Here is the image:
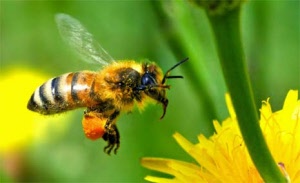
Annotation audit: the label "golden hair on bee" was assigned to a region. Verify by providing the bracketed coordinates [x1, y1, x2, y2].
[27, 13, 188, 155]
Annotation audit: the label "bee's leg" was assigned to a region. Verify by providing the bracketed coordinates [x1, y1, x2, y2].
[104, 110, 120, 133]
[102, 124, 120, 155]
[114, 126, 120, 154]
[102, 110, 120, 155]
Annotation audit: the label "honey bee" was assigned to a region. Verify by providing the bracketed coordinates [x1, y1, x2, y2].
[27, 13, 187, 155]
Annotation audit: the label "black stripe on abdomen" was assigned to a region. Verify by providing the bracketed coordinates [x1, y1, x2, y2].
[27, 93, 38, 111]
[51, 77, 64, 103]
[71, 72, 80, 102]
[39, 83, 50, 110]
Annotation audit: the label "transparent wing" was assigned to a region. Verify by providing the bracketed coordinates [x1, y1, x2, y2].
[55, 13, 115, 66]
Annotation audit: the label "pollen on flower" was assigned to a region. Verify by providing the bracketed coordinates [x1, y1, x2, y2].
[141, 90, 299, 183]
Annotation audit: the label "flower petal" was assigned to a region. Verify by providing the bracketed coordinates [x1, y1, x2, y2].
[141, 157, 203, 182]
[172, 132, 194, 154]
[144, 176, 177, 183]
[283, 90, 298, 114]
[225, 93, 236, 119]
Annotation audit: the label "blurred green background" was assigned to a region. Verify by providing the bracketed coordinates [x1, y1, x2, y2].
[1, 1, 299, 182]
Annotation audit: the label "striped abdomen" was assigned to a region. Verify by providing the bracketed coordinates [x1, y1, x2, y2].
[27, 71, 98, 115]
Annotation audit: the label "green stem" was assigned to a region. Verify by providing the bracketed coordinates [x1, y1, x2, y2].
[207, 8, 286, 182]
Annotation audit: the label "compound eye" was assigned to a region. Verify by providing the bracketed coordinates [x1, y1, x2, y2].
[141, 73, 156, 86]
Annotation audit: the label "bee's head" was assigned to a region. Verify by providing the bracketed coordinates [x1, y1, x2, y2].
[136, 58, 188, 119]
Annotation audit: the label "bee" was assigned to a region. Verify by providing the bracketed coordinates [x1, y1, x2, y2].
[27, 13, 188, 155]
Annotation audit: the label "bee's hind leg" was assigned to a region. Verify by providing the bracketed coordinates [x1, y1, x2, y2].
[102, 110, 120, 155]
[105, 110, 120, 131]
[103, 124, 120, 155]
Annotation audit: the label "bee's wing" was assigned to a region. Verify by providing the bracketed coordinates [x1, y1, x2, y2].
[55, 13, 115, 66]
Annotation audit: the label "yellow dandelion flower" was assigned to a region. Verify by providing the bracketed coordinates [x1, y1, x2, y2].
[0, 68, 72, 153]
[141, 90, 299, 182]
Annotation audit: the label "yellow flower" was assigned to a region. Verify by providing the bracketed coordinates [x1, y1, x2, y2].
[0, 68, 72, 153]
[141, 90, 299, 182]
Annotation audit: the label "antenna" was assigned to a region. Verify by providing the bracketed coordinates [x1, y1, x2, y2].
[162, 58, 188, 84]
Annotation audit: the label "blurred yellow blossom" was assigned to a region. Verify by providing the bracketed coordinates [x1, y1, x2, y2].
[141, 90, 299, 182]
[0, 68, 72, 153]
